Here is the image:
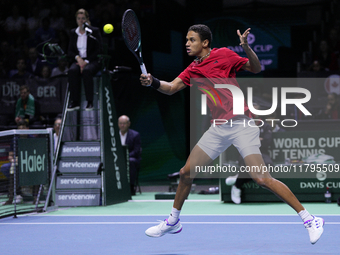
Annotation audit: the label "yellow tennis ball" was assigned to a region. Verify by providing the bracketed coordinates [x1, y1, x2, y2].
[103, 24, 114, 34]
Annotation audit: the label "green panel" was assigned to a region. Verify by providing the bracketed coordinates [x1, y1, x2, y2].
[18, 138, 48, 186]
[101, 72, 131, 204]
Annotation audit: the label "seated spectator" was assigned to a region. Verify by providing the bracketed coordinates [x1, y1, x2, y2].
[10, 58, 33, 79]
[308, 60, 323, 72]
[118, 115, 141, 195]
[0, 41, 17, 73]
[35, 17, 56, 45]
[49, 6, 65, 32]
[1, 120, 34, 205]
[317, 93, 340, 119]
[26, 47, 44, 77]
[4, 5, 26, 44]
[40, 65, 51, 79]
[0, 60, 8, 78]
[328, 28, 340, 55]
[27, 7, 41, 39]
[316, 40, 338, 71]
[14, 85, 39, 125]
[51, 57, 69, 77]
[53, 117, 62, 152]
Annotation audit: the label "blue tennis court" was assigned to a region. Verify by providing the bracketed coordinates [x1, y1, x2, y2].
[0, 213, 338, 255]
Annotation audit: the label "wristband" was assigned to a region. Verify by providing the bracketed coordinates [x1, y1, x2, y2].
[150, 76, 160, 89]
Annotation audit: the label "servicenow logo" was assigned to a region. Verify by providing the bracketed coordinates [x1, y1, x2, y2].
[61, 162, 100, 168]
[62, 146, 100, 153]
[58, 194, 97, 200]
[60, 178, 99, 185]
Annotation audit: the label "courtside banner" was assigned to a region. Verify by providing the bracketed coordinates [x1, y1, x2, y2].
[60, 142, 101, 157]
[190, 77, 340, 179]
[58, 158, 101, 173]
[100, 72, 131, 204]
[56, 175, 101, 189]
[0, 77, 67, 115]
[18, 138, 48, 186]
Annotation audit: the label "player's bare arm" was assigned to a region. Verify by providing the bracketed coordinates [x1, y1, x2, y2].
[238, 28, 262, 74]
[140, 74, 186, 95]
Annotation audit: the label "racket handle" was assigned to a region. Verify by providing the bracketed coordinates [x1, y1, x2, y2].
[140, 63, 147, 75]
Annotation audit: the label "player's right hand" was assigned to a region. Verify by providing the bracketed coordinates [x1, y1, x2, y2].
[140, 73, 152, 87]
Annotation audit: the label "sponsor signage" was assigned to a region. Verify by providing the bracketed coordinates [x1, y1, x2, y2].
[55, 189, 100, 206]
[18, 138, 49, 186]
[221, 177, 340, 202]
[269, 131, 340, 163]
[58, 158, 101, 173]
[0, 77, 68, 114]
[60, 142, 101, 157]
[101, 72, 131, 204]
[56, 175, 101, 189]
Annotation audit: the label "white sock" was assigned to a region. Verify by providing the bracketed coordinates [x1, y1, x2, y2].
[168, 207, 181, 225]
[298, 209, 313, 222]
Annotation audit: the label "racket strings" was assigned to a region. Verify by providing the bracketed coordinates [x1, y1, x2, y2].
[122, 12, 140, 51]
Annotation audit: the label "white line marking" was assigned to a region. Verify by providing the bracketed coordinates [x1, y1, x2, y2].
[1, 222, 339, 225]
[128, 200, 220, 202]
[33, 214, 340, 217]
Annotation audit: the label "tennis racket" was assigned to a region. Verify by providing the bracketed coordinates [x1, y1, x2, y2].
[121, 9, 147, 75]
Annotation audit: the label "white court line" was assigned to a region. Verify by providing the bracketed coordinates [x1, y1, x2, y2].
[33, 214, 340, 217]
[1, 222, 339, 225]
[128, 200, 220, 202]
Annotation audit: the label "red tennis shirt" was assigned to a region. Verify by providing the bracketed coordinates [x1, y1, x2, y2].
[178, 47, 252, 121]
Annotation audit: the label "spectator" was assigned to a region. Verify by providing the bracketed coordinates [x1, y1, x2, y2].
[4, 5, 26, 43]
[0, 60, 8, 78]
[26, 6, 41, 39]
[317, 92, 340, 119]
[67, 8, 102, 111]
[49, 6, 65, 32]
[56, 30, 69, 54]
[35, 17, 56, 45]
[10, 58, 33, 79]
[53, 117, 62, 152]
[1, 120, 33, 205]
[51, 57, 69, 77]
[328, 28, 340, 55]
[308, 60, 323, 72]
[118, 115, 141, 196]
[26, 47, 44, 77]
[14, 85, 38, 125]
[0, 41, 17, 73]
[40, 65, 51, 79]
[316, 40, 338, 71]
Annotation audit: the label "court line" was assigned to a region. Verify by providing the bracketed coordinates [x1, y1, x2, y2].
[32, 214, 340, 217]
[1, 222, 339, 225]
[128, 200, 220, 202]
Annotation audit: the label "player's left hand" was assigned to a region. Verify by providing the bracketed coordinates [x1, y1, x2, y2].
[237, 28, 251, 46]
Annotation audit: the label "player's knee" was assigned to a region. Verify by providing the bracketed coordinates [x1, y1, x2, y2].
[179, 166, 192, 184]
[253, 177, 273, 188]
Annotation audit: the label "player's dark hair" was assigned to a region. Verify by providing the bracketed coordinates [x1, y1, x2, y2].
[188, 24, 212, 47]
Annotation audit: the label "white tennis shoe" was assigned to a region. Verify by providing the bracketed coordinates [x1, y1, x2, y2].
[225, 174, 239, 186]
[145, 219, 182, 237]
[304, 215, 324, 244]
[231, 185, 241, 204]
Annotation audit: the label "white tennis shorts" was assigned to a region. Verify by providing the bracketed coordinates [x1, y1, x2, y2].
[197, 115, 261, 160]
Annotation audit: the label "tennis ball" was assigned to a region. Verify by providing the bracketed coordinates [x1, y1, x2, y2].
[103, 24, 114, 34]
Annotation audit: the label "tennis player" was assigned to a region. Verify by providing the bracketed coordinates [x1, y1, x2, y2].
[140, 24, 324, 244]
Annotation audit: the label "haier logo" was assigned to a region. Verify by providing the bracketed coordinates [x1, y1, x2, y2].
[20, 150, 46, 172]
